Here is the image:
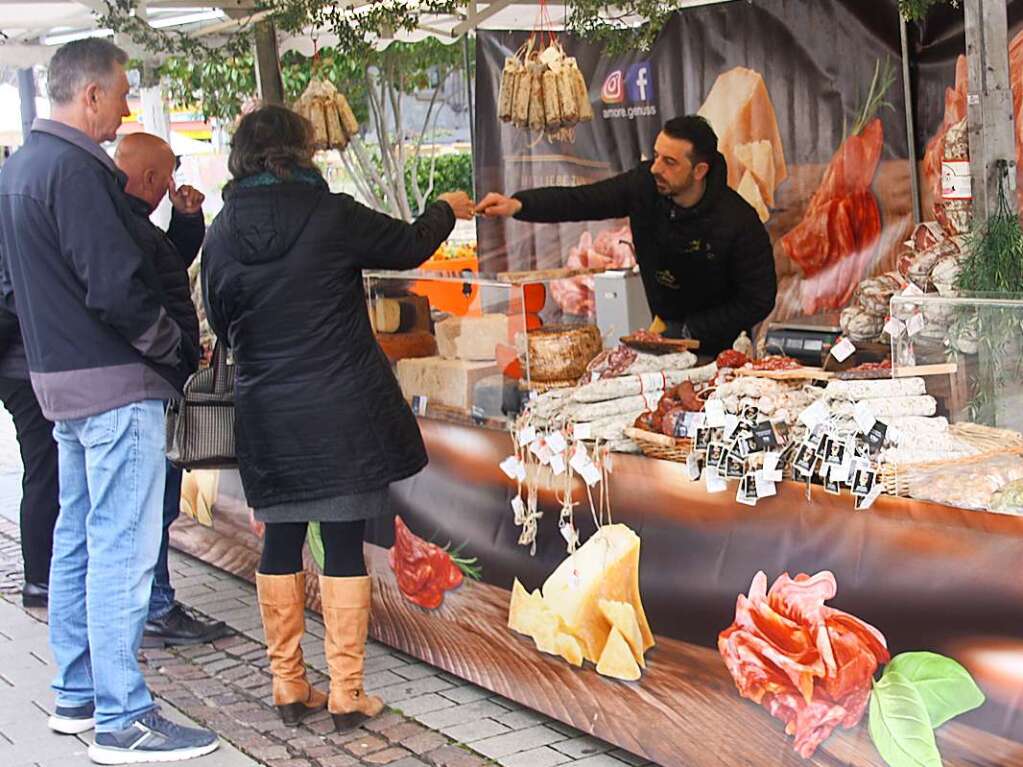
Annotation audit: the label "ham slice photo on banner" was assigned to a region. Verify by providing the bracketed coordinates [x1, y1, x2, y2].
[551, 224, 636, 317]
[779, 59, 894, 315]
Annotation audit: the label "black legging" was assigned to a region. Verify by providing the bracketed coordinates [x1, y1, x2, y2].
[259, 520, 367, 577]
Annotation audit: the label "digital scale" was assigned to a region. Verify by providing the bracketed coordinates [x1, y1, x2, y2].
[763, 315, 843, 366]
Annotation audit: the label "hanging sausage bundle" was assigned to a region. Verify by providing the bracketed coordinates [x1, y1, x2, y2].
[497, 34, 593, 144]
[292, 77, 360, 152]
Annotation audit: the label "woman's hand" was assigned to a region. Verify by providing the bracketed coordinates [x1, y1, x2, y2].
[438, 191, 476, 220]
[248, 508, 265, 539]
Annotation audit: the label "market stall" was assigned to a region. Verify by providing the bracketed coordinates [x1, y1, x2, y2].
[166, 1, 1023, 765]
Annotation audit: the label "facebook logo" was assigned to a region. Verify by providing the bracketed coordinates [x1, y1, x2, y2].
[626, 61, 654, 103]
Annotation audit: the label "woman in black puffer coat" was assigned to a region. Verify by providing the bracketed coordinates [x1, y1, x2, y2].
[202, 105, 474, 733]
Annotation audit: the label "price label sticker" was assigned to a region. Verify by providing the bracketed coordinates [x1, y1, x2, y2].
[639, 372, 665, 392]
[511, 496, 525, 523]
[549, 452, 566, 476]
[686, 452, 702, 481]
[723, 413, 741, 440]
[518, 425, 537, 446]
[799, 400, 830, 430]
[705, 468, 728, 494]
[642, 391, 662, 411]
[499, 456, 521, 480]
[411, 395, 429, 416]
[906, 312, 926, 337]
[830, 337, 856, 362]
[546, 430, 568, 454]
[755, 471, 777, 498]
[574, 422, 592, 440]
[884, 316, 906, 339]
[580, 462, 602, 486]
[853, 401, 877, 434]
[855, 484, 884, 510]
[704, 398, 726, 428]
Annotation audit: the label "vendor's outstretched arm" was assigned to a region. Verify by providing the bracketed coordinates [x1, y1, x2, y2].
[477, 168, 637, 224]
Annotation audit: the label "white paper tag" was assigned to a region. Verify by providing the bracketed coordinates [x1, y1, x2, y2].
[546, 430, 568, 454]
[887, 425, 903, 445]
[686, 452, 701, 481]
[642, 391, 662, 411]
[704, 398, 726, 428]
[883, 316, 906, 339]
[853, 401, 877, 434]
[829, 459, 851, 484]
[570, 448, 590, 474]
[736, 482, 757, 507]
[830, 337, 856, 362]
[518, 426, 537, 446]
[539, 44, 561, 67]
[799, 400, 830, 429]
[580, 462, 602, 486]
[499, 455, 520, 480]
[755, 471, 777, 498]
[639, 371, 665, 392]
[560, 522, 579, 547]
[511, 496, 525, 523]
[534, 443, 553, 465]
[705, 468, 728, 494]
[901, 283, 925, 298]
[529, 438, 547, 459]
[549, 452, 566, 476]
[723, 413, 740, 440]
[763, 451, 781, 475]
[574, 422, 592, 440]
[857, 484, 884, 510]
[906, 312, 925, 337]
[941, 160, 972, 200]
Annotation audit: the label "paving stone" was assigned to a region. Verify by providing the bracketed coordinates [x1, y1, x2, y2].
[438, 685, 492, 705]
[380, 720, 428, 743]
[267, 759, 313, 767]
[607, 749, 649, 766]
[400, 730, 448, 756]
[364, 669, 408, 691]
[371, 675, 453, 704]
[384, 758, 429, 767]
[246, 744, 291, 760]
[551, 736, 614, 759]
[423, 744, 491, 767]
[494, 709, 550, 730]
[344, 733, 388, 754]
[363, 711, 407, 733]
[498, 746, 574, 767]
[569, 756, 636, 767]
[393, 693, 456, 718]
[416, 700, 508, 730]
[319, 756, 359, 767]
[441, 717, 510, 743]
[470, 725, 567, 760]
[363, 746, 415, 764]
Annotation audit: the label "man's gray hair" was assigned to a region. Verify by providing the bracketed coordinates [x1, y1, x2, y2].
[47, 38, 128, 105]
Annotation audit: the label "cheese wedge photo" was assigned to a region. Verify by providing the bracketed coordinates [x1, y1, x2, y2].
[596, 626, 641, 681]
[735, 139, 778, 207]
[599, 599, 647, 668]
[737, 170, 770, 223]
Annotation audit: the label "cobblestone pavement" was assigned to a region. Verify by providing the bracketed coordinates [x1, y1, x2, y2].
[0, 505, 657, 767]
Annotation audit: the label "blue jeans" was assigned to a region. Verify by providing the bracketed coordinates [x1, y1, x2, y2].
[49, 400, 165, 732]
[148, 462, 182, 621]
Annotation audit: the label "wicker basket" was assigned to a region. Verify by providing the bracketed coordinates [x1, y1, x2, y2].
[527, 324, 603, 383]
[624, 427, 692, 463]
[879, 446, 1023, 498]
[950, 422, 1023, 452]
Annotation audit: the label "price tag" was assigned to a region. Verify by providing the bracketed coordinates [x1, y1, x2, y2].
[705, 468, 728, 494]
[574, 422, 592, 440]
[855, 483, 884, 510]
[411, 395, 429, 416]
[549, 452, 566, 475]
[723, 413, 740, 439]
[906, 312, 926, 337]
[499, 456, 521, 480]
[941, 160, 972, 200]
[754, 471, 777, 498]
[704, 398, 726, 428]
[853, 401, 877, 434]
[866, 420, 888, 452]
[570, 443, 590, 474]
[539, 44, 561, 67]
[830, 337, 856, 362]
[686, 452, 702, 481]
[884, 316, 906, 339]
[579, 462, 602, 486]
[639, 371, 665, 392]
[736, 474, 758, 506]
[511, 496, 525, 523]
[901, 283, 925, 298]
[799, 400, 830, 430]
[518, 425, 537, 446]
[829, 459, 851, 484]
[546, 430, 568, 454]
[642, 391, 662, 411]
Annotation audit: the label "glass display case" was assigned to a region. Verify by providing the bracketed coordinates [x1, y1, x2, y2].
[890, 292, 1023, 432]
[363, 268, 610, 427]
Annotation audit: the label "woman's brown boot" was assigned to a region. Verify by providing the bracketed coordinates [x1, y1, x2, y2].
[256, 572, 328, 725]
[319, 575, 385, 731]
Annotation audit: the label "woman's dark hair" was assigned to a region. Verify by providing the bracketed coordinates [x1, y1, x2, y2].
[662, 115, 719, 167]
[228, 105, 316, 180]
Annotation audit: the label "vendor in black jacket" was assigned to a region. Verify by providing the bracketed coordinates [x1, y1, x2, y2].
[476, 115, 777, 355]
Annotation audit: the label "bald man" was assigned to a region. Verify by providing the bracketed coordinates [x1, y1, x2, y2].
[115, 133, 229, 648]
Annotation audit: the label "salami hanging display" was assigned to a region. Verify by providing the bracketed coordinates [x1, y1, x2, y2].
[292, 77, 360, 152]
[495, 2, 593, 145]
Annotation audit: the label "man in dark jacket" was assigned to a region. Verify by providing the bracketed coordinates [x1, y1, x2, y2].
[0, 39, 217, 762]
[114, 132, 229, 649]
[476, 115, 777, 355]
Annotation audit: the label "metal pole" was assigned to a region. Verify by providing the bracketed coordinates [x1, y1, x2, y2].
[462, 33, 476, 197]
[17, 67, 36, 142]
[253, 19, 285, 105]
[899, 17, 922, 224]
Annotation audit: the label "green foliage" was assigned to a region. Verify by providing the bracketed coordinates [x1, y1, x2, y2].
[884, 652, 985, 729]
[897, 0, 959, 21]
[869, 671, 942, 767]
[405, 153, 473, 206]
[159, 53, 256, 122]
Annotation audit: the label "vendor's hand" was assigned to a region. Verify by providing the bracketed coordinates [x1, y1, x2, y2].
[475, 192, 522, 218]
[438, 191, 475, 220]
[169, 179, 205, 215]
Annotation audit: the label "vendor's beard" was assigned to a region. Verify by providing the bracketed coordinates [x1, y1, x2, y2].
[655, 172, 694, 198]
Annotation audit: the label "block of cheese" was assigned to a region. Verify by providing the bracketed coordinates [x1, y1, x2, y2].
[735, 139, 777, 207]
[396, 356, 498, 410]
[737, 170, 770, 223]
[557, 633, 584, 667]
[697, 67, 787, 195]
[598, 599, 646, 668]
[596, 627, 641, 681]
[371, 299, 403, 333]
[436, 314, 508, 361]
[375, 331, 438, 364]
[541, 524, 654, 664]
